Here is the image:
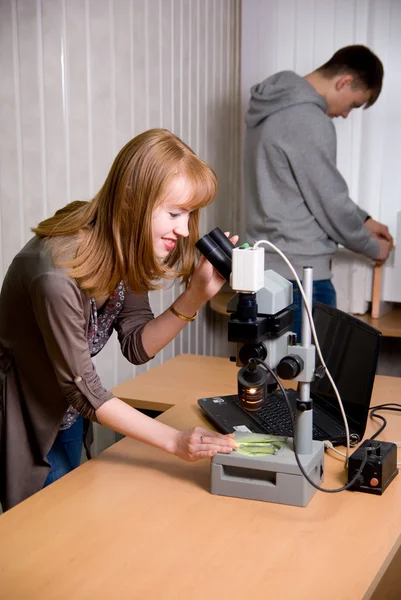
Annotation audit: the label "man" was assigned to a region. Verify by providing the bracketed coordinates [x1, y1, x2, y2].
[244, 45, 393, 338]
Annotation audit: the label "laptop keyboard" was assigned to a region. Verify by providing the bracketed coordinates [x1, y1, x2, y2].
[233, 390, 326, 438]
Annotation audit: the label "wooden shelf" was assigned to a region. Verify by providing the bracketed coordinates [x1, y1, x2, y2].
[210, 292, 401, 339]
[209, 291, 234, 315]
[355, 308, 401, 338]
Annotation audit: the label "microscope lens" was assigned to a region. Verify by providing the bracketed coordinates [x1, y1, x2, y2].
[238, 364, 267, 412]
[239, 384, 265, 411]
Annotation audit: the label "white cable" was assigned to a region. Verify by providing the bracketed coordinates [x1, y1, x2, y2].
[324, 440, 347, 458]
[253, 239, 351, 467]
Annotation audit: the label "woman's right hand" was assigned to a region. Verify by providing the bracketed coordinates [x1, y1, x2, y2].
[171, 426, 238, 462]
[187, 232, 239, 305]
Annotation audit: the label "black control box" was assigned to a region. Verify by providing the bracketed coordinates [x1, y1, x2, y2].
[347, 440, 398, 495]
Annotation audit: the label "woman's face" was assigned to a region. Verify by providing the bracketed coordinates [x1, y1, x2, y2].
[152, 176, 193, 259]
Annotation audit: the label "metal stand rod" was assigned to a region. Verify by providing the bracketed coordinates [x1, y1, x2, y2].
[295, 266, 313, 455]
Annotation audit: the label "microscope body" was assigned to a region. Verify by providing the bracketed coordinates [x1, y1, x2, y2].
[196, 229, 325, 507]
[227, 247, 315, 387]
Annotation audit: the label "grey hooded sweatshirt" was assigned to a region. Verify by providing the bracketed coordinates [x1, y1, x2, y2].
[244, 71, 379, 280]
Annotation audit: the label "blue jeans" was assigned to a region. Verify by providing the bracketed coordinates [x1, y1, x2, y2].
[289, 279, 336, 341]
[43, 415, 84, 487]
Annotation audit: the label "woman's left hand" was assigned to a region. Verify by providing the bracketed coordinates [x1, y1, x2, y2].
[188, 232, 238, 304]
[171, 425, 238, 461]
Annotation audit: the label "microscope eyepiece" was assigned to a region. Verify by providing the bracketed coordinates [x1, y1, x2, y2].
[196, 227, 235, 281]
[207, 227, 236, 258]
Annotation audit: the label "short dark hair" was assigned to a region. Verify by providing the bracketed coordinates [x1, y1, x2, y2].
[317, 45, 384, 108]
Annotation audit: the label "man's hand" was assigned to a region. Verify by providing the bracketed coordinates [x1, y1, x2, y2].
[364, 218, 394, 265]
[375, 238, 392, 265]
[364, 218, 394, 246]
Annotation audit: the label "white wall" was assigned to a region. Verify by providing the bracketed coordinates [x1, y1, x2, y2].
[0, 0, 241, 389]
[241, 0, 401, 313]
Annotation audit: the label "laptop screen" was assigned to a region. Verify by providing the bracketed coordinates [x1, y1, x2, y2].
[310, 302, 381, 431]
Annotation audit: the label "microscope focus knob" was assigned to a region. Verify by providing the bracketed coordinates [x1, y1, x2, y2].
[276, 354, 304, 380]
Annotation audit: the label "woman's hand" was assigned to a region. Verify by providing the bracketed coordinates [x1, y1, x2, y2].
[171, 425, 238, 461]
[96, 398, 238, 463]
[188, 232, 239, 304]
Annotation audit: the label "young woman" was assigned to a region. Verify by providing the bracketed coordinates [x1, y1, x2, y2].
[0, 128, 238, 511]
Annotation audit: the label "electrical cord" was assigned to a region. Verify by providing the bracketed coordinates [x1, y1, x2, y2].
[250, 358, 368, 493]
[323, 441, 347, 458]
[369, 403, 401, 440]
[253, 239, 351, 467]
[369, 412, 387, 440]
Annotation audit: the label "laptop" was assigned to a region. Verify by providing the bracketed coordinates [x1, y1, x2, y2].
[198, 302, 382, 446]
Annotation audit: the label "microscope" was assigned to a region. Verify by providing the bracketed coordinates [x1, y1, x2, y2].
[196, 228, 325, 507]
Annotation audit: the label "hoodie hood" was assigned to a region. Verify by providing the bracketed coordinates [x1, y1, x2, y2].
[245, 71, 328, 128]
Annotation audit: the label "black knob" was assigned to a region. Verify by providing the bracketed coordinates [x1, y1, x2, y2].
[276, 354, 304, 380]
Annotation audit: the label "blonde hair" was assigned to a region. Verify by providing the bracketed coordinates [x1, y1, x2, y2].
[33, 129, 217, 296]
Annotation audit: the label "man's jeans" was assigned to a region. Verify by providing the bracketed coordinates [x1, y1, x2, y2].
[43, 414, 84, 487]
[289, 279, 337, 341]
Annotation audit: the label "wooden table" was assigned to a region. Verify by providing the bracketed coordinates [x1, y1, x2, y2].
[111, 354, 239, 411]
[0, 355, 400, 600]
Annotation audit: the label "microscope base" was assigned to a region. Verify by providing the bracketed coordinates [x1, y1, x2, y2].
[211, 440, 324, 507]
